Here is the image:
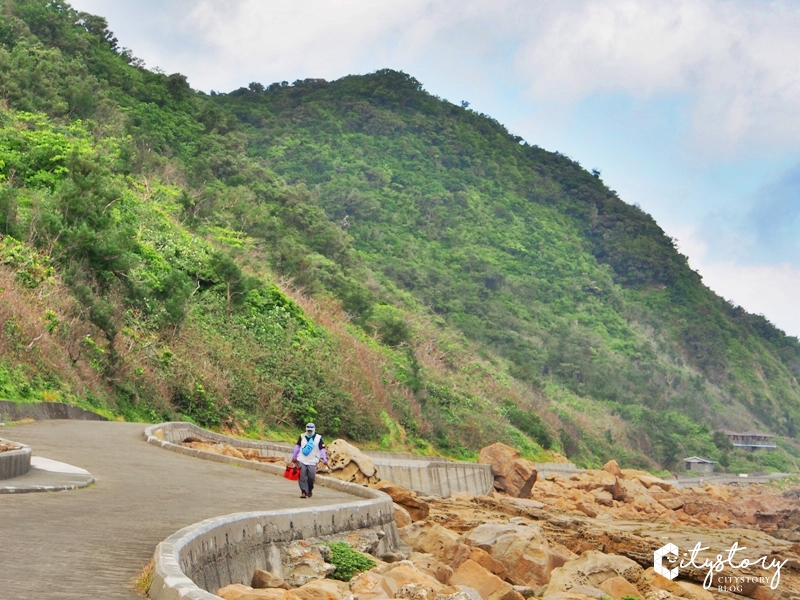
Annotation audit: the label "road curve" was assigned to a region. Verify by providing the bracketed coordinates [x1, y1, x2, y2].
[0, 420, 355, 600]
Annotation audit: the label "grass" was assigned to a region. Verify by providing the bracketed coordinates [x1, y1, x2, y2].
[133, 559, 154, 597]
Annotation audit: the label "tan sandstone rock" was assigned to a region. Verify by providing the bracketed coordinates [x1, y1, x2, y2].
[283, 541, 337, 587]
[327, 439, 379, 485]
[636, 475, 674, 492]
[350, 572, 397, 600]
[462, 522, 576, 586]
[407, 553, 455, 585]
[291, 578, 346, 600]
[546, 550, 645, 594]
[217, 584, 295, 600]
[450, 559, 523, 600]
[468, 548, 506, 578]
[373, 481, 430, 522]
[656, 497, 685, 511]
[383, 562, 445, 591]
[396, 583, 440, 600]
[252, 570, 291, 590]
[401, 522, 472, 567]
[395, 503, 414, 528]
[568, 471, 616, 492]
[602, 460, 623, 478]
[597, 576, 642, 599]
[478, 443, 538, 498]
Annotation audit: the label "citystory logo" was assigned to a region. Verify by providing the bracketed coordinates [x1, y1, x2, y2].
[653, 542, 788, 592]
[654, 543, 679, 580]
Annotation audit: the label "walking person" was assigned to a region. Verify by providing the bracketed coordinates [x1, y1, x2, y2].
[292, 422, 328, 498]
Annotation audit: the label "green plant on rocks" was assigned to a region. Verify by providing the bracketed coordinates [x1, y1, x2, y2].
[321, 542, 376, 582]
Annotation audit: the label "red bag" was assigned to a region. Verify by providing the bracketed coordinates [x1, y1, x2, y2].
[284, 465, 300, 481]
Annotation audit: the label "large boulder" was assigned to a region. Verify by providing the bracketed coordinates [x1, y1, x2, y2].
[601, 460, 623, 478]
[545, 551, 645, 595]
[252, 570, 290, 590]
[450, 560, 524, 600]
[350, 572, 397, 600]
[291, 579, 347, 600]
[373, 481, 430, 521]
[478, 443, 537, 498]
[326, 439, 380, 484]
[282, 541, 336, 587]
[610, 478, 648, 504]
[407, 553, 455, 584]
[468, 548, 506, 579]
[401, 522, 472, 567]
[395, 503, 414, 528]
[462, 522, 576, 586]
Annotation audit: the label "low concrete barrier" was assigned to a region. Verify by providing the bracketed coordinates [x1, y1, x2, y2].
[0, 438, 31, 480]
[145, 422, 493, 497]
[0, 401, 107, 422]
[145, 423, 399, 600]
[532, 462, 581, 477]
[667, 473, 792, 488]
[373, 458, 493, 498]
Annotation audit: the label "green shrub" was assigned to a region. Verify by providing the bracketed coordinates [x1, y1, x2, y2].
[322, 542, 376, 582]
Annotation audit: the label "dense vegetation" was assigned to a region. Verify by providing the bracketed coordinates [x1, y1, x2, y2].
[1, 0, 799, 472]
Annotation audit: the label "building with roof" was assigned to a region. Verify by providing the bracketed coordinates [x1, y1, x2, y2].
[724, 431, 776, 450]
[683, 456, 716, 474]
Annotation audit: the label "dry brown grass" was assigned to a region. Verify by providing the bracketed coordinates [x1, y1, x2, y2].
[132, 558, 154, 596]
[0, 265, 108, 399]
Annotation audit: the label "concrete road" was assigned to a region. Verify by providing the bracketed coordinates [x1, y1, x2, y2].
[0, 420, 354, 600]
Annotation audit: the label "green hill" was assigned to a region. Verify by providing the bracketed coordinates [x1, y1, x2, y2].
[1, 0, 799, 472]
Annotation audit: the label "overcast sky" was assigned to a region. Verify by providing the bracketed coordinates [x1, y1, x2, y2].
[71, 0, 800, 337]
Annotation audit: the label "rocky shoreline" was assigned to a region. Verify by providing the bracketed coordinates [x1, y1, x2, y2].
[189, 438, 800, 600]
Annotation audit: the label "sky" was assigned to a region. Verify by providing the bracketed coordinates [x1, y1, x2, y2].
[70, 0, 800, 337]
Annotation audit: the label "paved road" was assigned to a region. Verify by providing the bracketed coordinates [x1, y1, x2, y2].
[0, 420, 355, 600]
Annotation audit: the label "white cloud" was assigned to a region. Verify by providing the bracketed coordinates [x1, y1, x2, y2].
[511, 0, 800, 152]
[676, 227, 800, 337]
[71, 0, 800, 152]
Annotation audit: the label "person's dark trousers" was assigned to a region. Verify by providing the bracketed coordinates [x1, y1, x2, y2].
[299, 463, 317, 496]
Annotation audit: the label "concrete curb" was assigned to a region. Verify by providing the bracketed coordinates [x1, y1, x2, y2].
[0, 437, 31, 480]
[145, 423, 399, 600]
[143, 422, 494, 497]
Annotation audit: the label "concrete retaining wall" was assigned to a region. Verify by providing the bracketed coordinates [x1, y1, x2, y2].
[373, 458, 493, 498]
[147, 422, 493, 497]
[0, 438, 31, 480]
[145, 423, 399, 600]
[0, 401, 107, 422]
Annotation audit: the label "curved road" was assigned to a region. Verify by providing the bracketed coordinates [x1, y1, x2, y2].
[0, 420, 355, 600]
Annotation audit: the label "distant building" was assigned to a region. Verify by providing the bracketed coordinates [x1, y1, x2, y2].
[683, 456, 716, 474]
[724, 431, 777, 450]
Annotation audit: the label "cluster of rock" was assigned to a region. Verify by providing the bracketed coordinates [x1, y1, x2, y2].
[179, 437, 380, 484]
[529, 458, 800, 537]
[185, 437, 800, 599]
[182, 439, 286, 463]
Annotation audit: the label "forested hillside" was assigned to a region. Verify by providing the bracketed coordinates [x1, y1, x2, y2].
[1, 0, 799, 472]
